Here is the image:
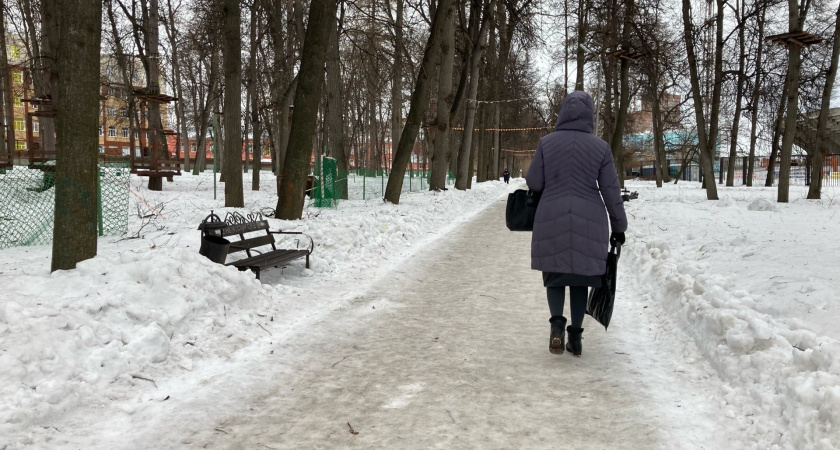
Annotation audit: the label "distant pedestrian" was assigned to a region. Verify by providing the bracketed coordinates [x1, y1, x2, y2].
[503, 168, 510, 184]
[526, 91, 627, 357]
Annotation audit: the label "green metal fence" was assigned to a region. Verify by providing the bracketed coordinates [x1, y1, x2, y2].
[311, 156, 342, 208]
[0, 160, 130, 249]
[308, 162, 456, 206]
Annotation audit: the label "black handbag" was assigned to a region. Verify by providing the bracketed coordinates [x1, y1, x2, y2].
[505, 189, 541, 231]
[586, 244, 621, 330]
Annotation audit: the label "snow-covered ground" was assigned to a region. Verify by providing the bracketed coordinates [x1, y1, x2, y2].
[1, 173, 839, 449]
[625, 180, 840, 449]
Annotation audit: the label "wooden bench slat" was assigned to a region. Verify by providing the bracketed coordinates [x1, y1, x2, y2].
[228, 249, 306, 267]
[219, 220, 270, 237]
[227, 234, 276, 254]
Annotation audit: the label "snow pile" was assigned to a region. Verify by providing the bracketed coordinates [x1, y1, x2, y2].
[627, 182, 840, 449]
[0, 173, 515, 446]
[0, 248, 285, 430]
[747, 197, 778, 211]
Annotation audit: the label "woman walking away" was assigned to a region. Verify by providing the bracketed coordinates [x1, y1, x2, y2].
[525, 91, 627, 357]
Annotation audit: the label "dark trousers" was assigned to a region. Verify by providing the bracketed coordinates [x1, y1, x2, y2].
[503, 176, 510, 184]
[547, 286, 587, 328]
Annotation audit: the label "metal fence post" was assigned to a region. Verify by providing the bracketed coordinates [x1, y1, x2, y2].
[97, 164, 103, 237]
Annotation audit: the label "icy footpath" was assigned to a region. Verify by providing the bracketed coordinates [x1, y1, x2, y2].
[0, 176, 516, 448]
[627, 184, 840, 449]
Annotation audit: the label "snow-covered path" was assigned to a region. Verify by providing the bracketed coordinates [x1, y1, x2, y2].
[190, 198, 735, 449]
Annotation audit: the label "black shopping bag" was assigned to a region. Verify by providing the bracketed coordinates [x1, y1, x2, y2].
[505, 189, 541, 231]
[586, 244, 621, 329]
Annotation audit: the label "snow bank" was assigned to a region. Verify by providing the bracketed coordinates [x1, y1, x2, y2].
[0, 173, 515, 447]
[627, 182, 840, 449]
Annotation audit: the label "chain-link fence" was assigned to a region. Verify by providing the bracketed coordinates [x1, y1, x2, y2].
[98, 160, 131, 236]
[344, 168, 454, 201]
[0, 160, 130, 249]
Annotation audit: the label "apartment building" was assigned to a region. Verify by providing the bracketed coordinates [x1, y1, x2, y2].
[4, 38, 171, 161]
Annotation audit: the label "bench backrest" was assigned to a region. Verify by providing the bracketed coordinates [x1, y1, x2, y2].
[217, 220, 277, 256]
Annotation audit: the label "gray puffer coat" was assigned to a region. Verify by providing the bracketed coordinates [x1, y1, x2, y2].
[526, 91, 628, 276]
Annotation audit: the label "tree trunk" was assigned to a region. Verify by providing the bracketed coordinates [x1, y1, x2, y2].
[681, 0, 719, 200]
[574, 0, 588, 91]
[276, 78, 297, 176]
[455, 0, 490, 190]
[807, 2, 840, 199]
[747, 3, 766, 187]
[777, 0, 806, 203]
[222, 0, 244, 206]
[249, 0, 262, 190]
[608, 0, 635, 188]
[766, 82, 788, 186]
[429, 0, 455, 191]
[383, 0, 453, 203]
[705, 0, 725, 195]
[325, 8, 346, 198]
[51, 0, 102, 271]
[726, 0, 747, 187]
[24, 0, 57, 159]
[0, 2, 14, 160]
[391, 0, 403, 174]
[164, 0, 191, 173]
[275, 0, 337, 219]
[651, 92, 664, 187]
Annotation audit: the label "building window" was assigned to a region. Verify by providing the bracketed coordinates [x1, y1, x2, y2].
[10, 45, 20, 59]
[108, 126, 116, 137]
[190, 143, 196, 154]
[107, 106, 116, 117]
[13, 95, 22, 107]
[114, 88, 121, 99]
[14, 118, 25, 131]
[107, 86, 115, 97]
[15, 140, 26, 150]
[33, 121, 39, 133]
[122, 128, 129, 138]
[122, 146, 130, 156]
[99, 145, 104, 154]
[120, 108, 128, 118]
[99, 125, 103, 136]
[12, 70, 22, 83]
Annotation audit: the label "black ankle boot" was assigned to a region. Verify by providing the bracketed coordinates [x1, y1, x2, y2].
[565, 326, 584, 357]
[549, 316, 567, 354]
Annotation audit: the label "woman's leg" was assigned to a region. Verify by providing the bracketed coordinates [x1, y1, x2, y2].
[547, 286, 566, 318]
[547, 287, 567, 354]
[569, 286, 589, 328]
[565, 287, 588, 356]
[568, 286, 588, 328]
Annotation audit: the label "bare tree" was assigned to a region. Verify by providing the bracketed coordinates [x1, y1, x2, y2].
[222, 0, 244, 206]
[746, 1, 767, 187]
[0, 0, 13, 159]
[777, 0, 812, 203]
[681, 0, 720, 200]
[275, 0, 338, 219]
[429, 0, 456, 191]
[50, 0, 102, 271]
[384, 0, 454, 203]
[806, 1, 840, 199]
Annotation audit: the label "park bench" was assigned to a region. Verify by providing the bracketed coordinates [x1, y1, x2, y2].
[621, 188, 639, 202]
[198, 211, 314, 280]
